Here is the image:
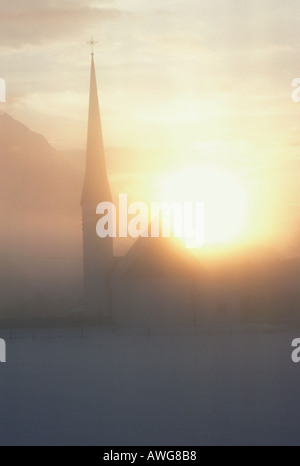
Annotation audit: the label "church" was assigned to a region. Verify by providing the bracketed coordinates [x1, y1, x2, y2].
[81, 50, 242, 331]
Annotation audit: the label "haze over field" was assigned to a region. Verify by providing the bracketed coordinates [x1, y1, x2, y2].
[0, 331, 299, 446]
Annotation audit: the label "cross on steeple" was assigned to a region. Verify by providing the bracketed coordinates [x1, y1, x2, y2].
[87, 37, 97, 55]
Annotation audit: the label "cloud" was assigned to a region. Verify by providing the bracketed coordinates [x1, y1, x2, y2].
[0, 0, 112, 12]
[0, 5, 128, 48]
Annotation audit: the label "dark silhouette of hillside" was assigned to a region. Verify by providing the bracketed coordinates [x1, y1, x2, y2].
[0, 114, 84, 319]
[0, 113, 82, 257]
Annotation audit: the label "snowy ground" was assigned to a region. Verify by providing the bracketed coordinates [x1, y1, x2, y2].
[0, 328, 299, 446]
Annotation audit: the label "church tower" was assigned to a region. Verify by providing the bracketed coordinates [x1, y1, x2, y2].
[81, 46, 113, 318]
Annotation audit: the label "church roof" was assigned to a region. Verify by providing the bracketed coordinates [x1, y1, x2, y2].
[113, 235, 206, 280]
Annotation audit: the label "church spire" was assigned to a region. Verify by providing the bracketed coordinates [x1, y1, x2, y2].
[81, 47, 113, 318]
[81, 50, 112, 207]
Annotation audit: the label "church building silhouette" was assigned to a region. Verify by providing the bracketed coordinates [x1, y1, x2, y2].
[81, 51, 241, 330]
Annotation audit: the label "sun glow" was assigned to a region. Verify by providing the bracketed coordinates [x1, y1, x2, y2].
[159, 166, 247, 246]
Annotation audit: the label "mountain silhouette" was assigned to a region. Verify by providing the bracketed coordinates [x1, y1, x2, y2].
[0, 114, 82, 256]
[0, 114, 82, 215]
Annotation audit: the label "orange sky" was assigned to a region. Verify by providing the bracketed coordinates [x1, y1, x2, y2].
[1, 0, 300, 252]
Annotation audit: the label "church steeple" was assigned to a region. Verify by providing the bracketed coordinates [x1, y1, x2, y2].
[81, 48, 113, 318]
[81, 52, 112, 207]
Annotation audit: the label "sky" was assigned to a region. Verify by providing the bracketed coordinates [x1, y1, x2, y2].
[1, 0, 300, 251]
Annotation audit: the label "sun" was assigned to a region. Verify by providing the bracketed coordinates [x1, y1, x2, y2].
[158, 166, 247, 247]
